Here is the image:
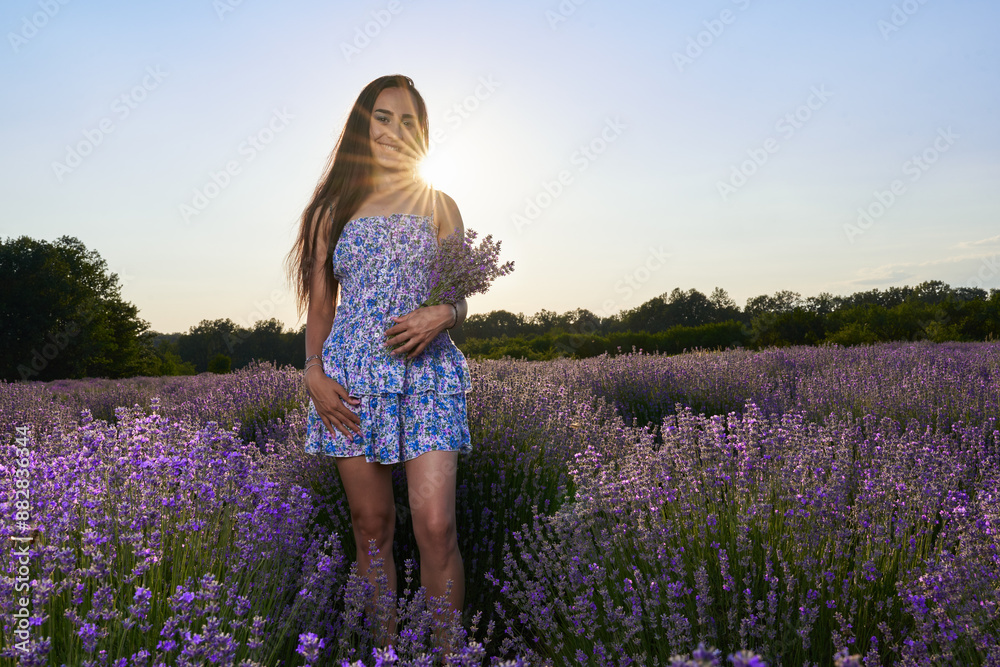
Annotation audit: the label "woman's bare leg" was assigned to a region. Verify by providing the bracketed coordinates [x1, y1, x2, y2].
[334, 454, 398, 644]
[404, 450, 464, 656]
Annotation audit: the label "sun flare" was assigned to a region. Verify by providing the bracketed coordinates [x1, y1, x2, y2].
[417, 149, 451, 189]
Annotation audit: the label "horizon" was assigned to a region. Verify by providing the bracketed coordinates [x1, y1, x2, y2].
[2, 0, 998, 334]
[137, 275, 992, 336]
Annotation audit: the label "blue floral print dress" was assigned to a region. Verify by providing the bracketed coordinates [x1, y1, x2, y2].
[304, 199, 473, 464]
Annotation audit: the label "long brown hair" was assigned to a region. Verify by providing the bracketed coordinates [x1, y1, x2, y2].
[286, 74, 430, 316]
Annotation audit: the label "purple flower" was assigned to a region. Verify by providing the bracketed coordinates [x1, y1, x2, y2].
[78, 622, 99, 653]
[420, 227, 514, 307]
[296, 632, 326, 665]
[833, 649, 863, 667]
[373, 644, 398, 666]
[156, 639, 177, 653]
[691, 642, 722, 664]
[728, 650, 767, 667]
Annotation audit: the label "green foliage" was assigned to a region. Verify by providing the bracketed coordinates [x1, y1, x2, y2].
[146, 335, 196, 376]
[0, 235, 157, 381]
[7, 234, 997, 381]
[459, 321, 750, 360]
[162, 281, 1000, 373]
[459, 282, 999, 356]
[824, 322, 882, 346]
[177, 318, 304, 373]
[751, 308, 827, 347]
[460, 334, 561, 361]
[458, 284, 1000, 360]
[208, 353, 232, 374]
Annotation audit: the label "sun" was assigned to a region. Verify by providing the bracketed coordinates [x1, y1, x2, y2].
[417, 147, 453, 190]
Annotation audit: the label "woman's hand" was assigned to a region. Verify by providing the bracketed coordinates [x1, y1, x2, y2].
[305, 369, 362, 439]
[383, 304, 453, 360]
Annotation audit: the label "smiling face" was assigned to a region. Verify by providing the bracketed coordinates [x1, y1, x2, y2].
[368, 87, 423, 175]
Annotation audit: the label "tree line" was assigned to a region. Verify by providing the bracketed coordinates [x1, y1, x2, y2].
[2, 235, 998, 380]
[0, 236, 307, 380]
[460, 284, 1000, 360]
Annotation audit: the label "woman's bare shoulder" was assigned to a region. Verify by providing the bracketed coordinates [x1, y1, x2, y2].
[434, 189, 459, 210]
[434, 189, 464, 236]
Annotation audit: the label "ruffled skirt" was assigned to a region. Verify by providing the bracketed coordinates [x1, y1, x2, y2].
[305, 390, 472, 464]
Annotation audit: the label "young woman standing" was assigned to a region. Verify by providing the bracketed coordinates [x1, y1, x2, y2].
[287, 74, 472, 655]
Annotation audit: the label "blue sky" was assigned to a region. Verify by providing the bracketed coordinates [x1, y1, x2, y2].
[2, 0, 998, 334]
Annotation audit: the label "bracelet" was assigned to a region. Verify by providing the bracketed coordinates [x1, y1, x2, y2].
[303, 362, 323, 374]
[305, 354, 320, 364]
[446, 303, 458, 329]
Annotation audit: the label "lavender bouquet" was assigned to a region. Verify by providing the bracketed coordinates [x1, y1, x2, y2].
[419, 227, 514, 307]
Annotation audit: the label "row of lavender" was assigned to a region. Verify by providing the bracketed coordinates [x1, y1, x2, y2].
[473, 343, 999, 665]
[568, 341, 1000, 434]
[1, 343, 998, 665]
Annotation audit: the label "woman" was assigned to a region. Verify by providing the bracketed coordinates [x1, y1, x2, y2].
[286, 75, 472, 653]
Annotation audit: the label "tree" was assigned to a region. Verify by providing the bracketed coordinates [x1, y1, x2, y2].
[527, 309, 561, 335]
[618, 295, 671, 332]
[1, 236, 155, 381]
[664, 288, 716, 327]
[911, 280, 951, 305]
[709, 287, 741, 321]
[751, 308, 826, 347]
[463, 310, 527, 339]
[147, 334, 196, 376]
[804, 292, 838, 315]
[208, 353, 232, 374]
[177, 319, 242, 373]
[745, 290, 802, 319]
[563, 308, 603, 335]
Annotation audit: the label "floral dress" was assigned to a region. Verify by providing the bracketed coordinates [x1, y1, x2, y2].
[304, 204, 473, 464]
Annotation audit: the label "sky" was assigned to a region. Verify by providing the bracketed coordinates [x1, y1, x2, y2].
[2, 0, 998, 334]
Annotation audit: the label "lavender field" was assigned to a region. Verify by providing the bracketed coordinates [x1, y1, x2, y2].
[1, 343, 998, 666]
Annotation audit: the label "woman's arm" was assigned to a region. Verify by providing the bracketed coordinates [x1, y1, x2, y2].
[304, 271, 336, 366]
[384, 191, 468, 357]
[304, 210, 336, 370]
[304, 211, 361, 437]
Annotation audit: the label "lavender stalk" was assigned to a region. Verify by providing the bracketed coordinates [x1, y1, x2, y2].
[419, 228, 515, 308]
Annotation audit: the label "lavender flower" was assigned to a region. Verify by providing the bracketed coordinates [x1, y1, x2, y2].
[3, 344, 999, 665]
[420, 227, 514, 307]
[728, 650, 767, 667]
[78, 622, 100, 653]
[373, 644, 399, 665]
[833, 649, 863, 667]
[296, 632, 326, 665]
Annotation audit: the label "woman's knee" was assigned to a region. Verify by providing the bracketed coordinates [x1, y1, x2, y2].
[414, 512, 457, 552]
[352, 505, 395, 546]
